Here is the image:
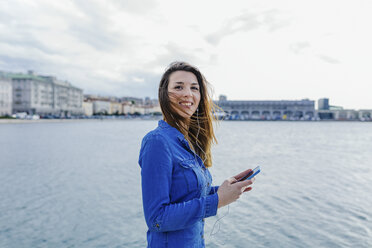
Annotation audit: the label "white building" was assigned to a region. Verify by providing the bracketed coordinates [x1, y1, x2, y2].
[122, 102, 133, 115]
[143, 104, 162, 114]
[216, 97, 316, 120]
[132, 105, 145, 115]
[110, 102, 122, 115]
[317, 109, 369, 121]
[333, 109, 359, 120]
[8, 71, 83, 116]
[93, 100, 110, 114]
[122, 102, 143, 115]
[83, 101, 93, 116]
[0, 77, 12, 116]
[358, 110, 372, 121]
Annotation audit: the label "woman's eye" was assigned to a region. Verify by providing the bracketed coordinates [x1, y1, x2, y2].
[192, 87, 199, 91]
[175, 86, 182, 90]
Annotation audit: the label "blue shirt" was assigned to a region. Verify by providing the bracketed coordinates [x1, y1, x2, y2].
[139, 120, 219, 248]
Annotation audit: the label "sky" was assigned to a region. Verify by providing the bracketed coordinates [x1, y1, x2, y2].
[0, 0, 371, 109]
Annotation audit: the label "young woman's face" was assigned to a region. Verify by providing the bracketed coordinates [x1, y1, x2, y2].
[167, 70, 201, 119]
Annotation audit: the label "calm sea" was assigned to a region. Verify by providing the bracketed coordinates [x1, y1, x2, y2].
[0, 120, 371, 248]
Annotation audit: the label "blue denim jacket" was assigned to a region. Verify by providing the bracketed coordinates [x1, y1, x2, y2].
[139, 120, 219, 248]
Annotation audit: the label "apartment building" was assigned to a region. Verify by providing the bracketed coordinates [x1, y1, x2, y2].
[0, 77, 12, 116]
[9, 71, 83, 116]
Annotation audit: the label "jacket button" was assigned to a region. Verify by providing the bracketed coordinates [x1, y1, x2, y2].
[201, 234, 204, 239]
[207, 182, 210, 187]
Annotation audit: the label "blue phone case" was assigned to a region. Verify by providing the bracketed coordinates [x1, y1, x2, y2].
[246, 166, 260, 180]
[240, 166, 261, 181]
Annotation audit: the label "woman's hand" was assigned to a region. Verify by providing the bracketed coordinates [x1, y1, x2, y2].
[217, 169, 255, 208]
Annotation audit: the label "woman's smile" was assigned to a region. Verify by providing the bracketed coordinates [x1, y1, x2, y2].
[179, 101, 193, 108]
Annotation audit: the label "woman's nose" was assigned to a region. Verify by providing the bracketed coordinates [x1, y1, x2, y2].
[183, 88, 193, 97]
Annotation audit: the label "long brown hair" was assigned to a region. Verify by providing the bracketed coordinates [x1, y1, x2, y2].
[158, 61, 218, 168]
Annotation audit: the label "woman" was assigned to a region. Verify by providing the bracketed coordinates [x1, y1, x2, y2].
[139, 62, 255, 247]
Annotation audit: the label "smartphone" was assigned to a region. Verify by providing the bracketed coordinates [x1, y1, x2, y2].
[238, 166, 261, 182]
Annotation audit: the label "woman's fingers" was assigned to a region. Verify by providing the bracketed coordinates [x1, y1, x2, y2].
[236, 179, 255, 192]
[239, 179, 255, 192]
[233, 169, 253, 181]
[226, 177, 237, 184]
[235, 177, 255, 189]
[218, 176, 255, 208]
[243, 187, 252, 192]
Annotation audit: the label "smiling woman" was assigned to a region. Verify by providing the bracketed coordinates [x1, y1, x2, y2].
[157, 62, 217, 167]
[138, 61, 256, 248]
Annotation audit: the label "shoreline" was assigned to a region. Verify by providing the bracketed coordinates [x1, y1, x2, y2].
[0, 118, 155, 124]
[1, 118, 370, 124]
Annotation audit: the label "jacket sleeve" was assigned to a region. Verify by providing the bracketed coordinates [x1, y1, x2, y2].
[139, 133, 219, 232]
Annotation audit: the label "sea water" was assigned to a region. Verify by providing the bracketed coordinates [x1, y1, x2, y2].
[0, 120, 371, 247]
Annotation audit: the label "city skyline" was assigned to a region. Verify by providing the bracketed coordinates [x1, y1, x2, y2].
[1, 69, 371, 121]
[1, 69, 369, 111]
[0, 0, 371, 109]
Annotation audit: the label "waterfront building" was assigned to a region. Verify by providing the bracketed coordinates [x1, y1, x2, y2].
[317, 110, 333, 120]
[84, 95, 115, 115]
[119, 97, 160, 115]
[316, 98, 363, 121]
[216, 96, 316, 120]
[219, 95, 227, 101]
[92, 100, 110, 115]
[358, 110, 372, 121]
[0, 77, 12, 116]
[142, 104, 161, 115]
[317, 109, 359, 121]
[332, 109, 358, 120]
[143, 97, 161, 115]
[122, 102, 132, 115]
[122, 101, 159, 115]
[318, 98, 329, 110]
[122, 102, 144, 115]
[110, 102, 122, 115]
[148, 105, 162, 114]
[120, 96, 143, 105]
[5, 70, 83, 116]
[85, 95, 154, 115]
[83, 101, 93, 116]
[132, 105, 145, 115]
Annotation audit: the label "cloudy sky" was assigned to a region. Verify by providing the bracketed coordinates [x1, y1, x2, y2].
[1, 0, 371, 109]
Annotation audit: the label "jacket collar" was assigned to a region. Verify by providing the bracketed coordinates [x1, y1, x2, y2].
[158, 119, 171, 129]
[158, 120, 203, 164]
[158, 120, 190, 148]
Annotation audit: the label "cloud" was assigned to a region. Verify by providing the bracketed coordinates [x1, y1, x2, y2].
[68, 1, 129, 51]
[83, 69, 161, 98]
[317, 55, 340, 64]
[205, 9, 291, 45]
[289, 42, 311, 54]
[68, 24, 122, 52]
[205, 12, 261, 45]
[0, 32, 59, 56]
[0, 55, 46, 72]
[132, 76, 145, 83]
[110, 0, 157, 14]
[262, 9, 292, 32]
[151, 43, 202, 66]
[0, 0, 144, 93]
[0, 0, 371, 109]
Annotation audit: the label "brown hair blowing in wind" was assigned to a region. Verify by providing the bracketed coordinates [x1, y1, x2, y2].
[158, 61, 218, 168]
